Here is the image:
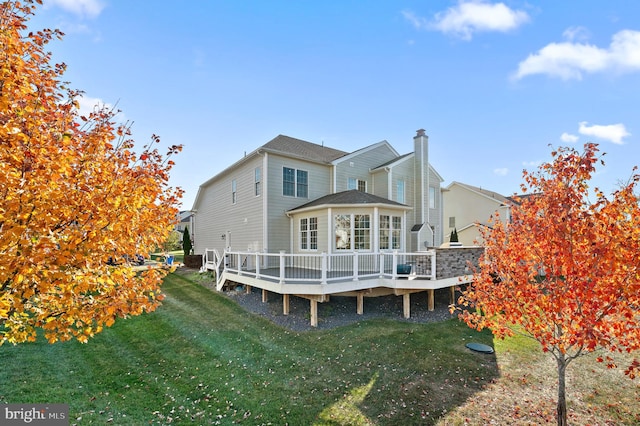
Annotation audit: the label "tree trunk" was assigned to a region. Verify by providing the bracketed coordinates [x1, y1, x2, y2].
[556, 353, 567, 426]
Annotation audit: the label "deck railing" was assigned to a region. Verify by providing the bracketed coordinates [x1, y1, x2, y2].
[204, 249, 438, 286]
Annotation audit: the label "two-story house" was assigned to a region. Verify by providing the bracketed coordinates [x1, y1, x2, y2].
[192, 129, 482, 326]
[192, 129, 444, 256]
[442, 182, 513, 246]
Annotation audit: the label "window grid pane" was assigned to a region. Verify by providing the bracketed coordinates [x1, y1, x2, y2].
[392, 216, 401, 249]
[255, 167, 261, 196]
[283, 167, 295, 196]
[354, 214, 370, 250]
[379, 215, 389, 250]
[310, 217, 318, 250]
[300, 218, 308, 250]
[232, 179, 237, 204]
[297, 170, 308, 198]
[335, 214, 351, 250]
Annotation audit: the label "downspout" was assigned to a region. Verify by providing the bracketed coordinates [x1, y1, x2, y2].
[261, 151, 268, 252]
[327, 207, 333, 255]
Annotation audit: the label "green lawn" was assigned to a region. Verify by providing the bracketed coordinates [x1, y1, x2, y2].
[0, 273, 637, 425]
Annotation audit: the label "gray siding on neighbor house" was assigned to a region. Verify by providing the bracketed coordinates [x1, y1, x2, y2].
[265, 153, 333, 253]
[334, 143, 397, 193]
[194, 155, 265, 255]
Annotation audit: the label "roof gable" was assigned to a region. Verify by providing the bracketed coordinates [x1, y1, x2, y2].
[331, 140, 399, 165]
[445, 181, 511, 205]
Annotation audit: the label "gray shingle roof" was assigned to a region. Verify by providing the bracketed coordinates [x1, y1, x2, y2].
[288, 190, 408, 213]
[262, 135, 347, 164]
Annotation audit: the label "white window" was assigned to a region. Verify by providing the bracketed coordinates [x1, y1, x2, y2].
[283, 167, 308, 198]
[380, 215, 402, 250]
[429, 186, 436, 209]
[335, 214, 370, 250]
[231, 179, 237, 204]
[392, 216, 401, 249]
[354, 215, 370, 250]
[334, 214, 351, 250]
[397, 180, 405, 204]
[255, 167, 261, 196]
[300, 217, 318, 250]
[283, 167, 295, 196]
[348, 178, 366, 192]
[297, 169, 308, 198]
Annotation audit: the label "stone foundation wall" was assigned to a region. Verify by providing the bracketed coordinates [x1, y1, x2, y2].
[415, 247, 483, 279]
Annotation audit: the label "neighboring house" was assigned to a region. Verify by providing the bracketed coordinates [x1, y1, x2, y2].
[192, 130, 482, 326]
[175, 210, 195, 243]
[192, 129, 444, 256]
[442, 182, 513, 246]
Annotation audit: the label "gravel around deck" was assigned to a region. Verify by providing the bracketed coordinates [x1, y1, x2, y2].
[178, 268, 461, 332]
[225, 286, 460, 332]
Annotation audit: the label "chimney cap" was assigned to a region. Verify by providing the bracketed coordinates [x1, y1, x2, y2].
[415, 128, 426, 137]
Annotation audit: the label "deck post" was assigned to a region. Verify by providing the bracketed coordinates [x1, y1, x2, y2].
[245, 285, 252, 294]
[353, 252, 359, 281]
[255, 252, 261, 278]
[283, 294, 290, 315]
[392, 250, 399, 279]
[237, 253, 243, 276]
[279, 250, 286, 284]
[403, 293, 410, 318]
[357, 292, 364, 315]
[450, 286, 455, 305]
[427, 289, 435, 311]
[321, 253, 328, 285]
[379, 253, 385, 277]
[310, 299, 318, 327]
[262, 289, 268, 303]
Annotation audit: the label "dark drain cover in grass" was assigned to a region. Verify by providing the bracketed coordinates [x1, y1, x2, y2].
[465, 342, 494, 354]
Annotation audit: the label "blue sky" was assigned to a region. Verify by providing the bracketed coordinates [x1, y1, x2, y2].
[29, 0, 640, 209]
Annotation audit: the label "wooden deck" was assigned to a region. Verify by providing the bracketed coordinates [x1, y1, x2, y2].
[203, 248, 482, 327]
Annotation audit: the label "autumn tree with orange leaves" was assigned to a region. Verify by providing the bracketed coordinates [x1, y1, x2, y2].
[456, 143, 639, 426]
[0, 1, 182, 344]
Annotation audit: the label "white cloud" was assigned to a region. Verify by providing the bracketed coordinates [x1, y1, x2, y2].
[75, 95, 107, 117]
[493, 167, 509, 176]
[401, 10, 428, 30]
[75, 95, 125, 122]
[46, 0, 105, 19]
[560, 132, 579, 143]
[428, 1, 530, 40]
[578, 121, 630, 144]
[513, 29, 640, 80]
[522, 160, 541, 168]
[562, 26, 590, 42]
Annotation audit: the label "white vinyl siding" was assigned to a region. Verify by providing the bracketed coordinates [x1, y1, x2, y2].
[193, 156, 265, 255]
[334, 143, 396, 192]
